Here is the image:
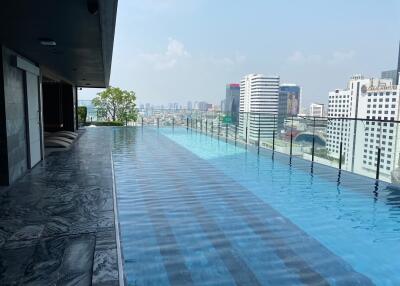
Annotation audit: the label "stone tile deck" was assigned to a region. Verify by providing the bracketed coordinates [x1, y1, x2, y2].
[0, 127, 122, 286]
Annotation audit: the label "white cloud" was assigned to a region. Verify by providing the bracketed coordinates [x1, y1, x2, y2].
[287, 50, 355, 65]
[140, 38, 190, 70]
[208, 52, 246, 68]
[328, 50, 355, 64]
[287, 51, 322, 64]
[287, 51, 305, 63]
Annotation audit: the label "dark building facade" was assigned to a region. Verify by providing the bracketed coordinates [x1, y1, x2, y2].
[279, 84, 301, 116]
[225, 83, 240, 122]
[381, 69, 398, 84]
[0, 0, 117, 185]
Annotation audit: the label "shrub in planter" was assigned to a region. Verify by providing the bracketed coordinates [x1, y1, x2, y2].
[77, 106, 87, 125]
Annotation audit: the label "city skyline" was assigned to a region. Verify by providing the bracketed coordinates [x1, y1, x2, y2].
[78, 0, 400, 107]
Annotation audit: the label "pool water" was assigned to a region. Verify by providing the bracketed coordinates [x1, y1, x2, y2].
[112, 127, 400, 285]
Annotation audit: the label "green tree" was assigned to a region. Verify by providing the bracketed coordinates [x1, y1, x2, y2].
[92, 87, 137, 125]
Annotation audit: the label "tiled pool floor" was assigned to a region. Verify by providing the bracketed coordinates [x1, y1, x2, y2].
[112, 128, 400, 285]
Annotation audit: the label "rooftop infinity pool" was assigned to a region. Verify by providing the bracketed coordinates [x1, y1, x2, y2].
[112, 127, 400, 285]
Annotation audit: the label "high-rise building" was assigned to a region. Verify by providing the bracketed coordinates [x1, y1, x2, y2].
[326, 75, 400, 179]
[280, 84, 301, 116]
[381, 70, 398, 84]
[198, 101, 209, 111]
[238, 74, 280, 142]
[381, 42, 400, 85]
[225, 83, 240, 122]
[397, 41, 400, 85]
[310, 103, 324, 117]
[277, 91, 288, 129]
[220, 99, 226, 112]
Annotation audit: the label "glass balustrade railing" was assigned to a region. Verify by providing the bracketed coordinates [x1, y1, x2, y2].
[86, 107, 400, 185]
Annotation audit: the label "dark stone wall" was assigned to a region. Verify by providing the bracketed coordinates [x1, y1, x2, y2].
[0, 47, 9, 185]
[1, 46, 28, 185]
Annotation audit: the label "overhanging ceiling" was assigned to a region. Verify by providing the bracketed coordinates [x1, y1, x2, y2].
[0, 0, 118, 87]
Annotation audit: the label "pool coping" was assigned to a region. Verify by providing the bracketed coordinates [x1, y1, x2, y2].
[111, 151, 126, 286]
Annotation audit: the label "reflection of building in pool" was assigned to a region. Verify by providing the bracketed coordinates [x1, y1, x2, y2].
[326, 74, 400, 181]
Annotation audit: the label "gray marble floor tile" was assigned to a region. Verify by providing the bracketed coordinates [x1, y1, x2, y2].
[0, 128, 121, 286]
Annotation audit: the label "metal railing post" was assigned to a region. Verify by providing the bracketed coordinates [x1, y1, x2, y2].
[157, 117, 159, 129]
[376, 147, 381, 180]
[172, 117, 174, 130]
[339, 118, 344, 172]
[245, 126, 248, 149]
[290, 116, 293, 159]
[186, 117, 189, 131]
[312, 117, 316, 162]
[235, 124, 237, 146]
[272, 115, 275, 154]
[141, 117, 143, 129]
[211, 122, 213, 138]
[339, 142, 343, 170]
[225, 124, 228, 143]
[218, 120, 220, 140]
[206, 119, 208, 134]
[258, 113, 261, 155]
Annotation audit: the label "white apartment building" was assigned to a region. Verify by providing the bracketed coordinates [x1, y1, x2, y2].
[238, 74, 280, 142]
[326, 74, 400, 180]
[310, 103, 325, 117]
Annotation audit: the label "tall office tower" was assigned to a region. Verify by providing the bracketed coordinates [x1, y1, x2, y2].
[326, 74, 399, 179]
[397, 40, 400, 85]
[220, 99, 226, 112]
[381, 70, 397, 84]
[187, 101, 192, 110]
[280, 84, 301, 116]
[277, 91, 288, 129]
[198, 101, 209, 111]
[225, 83, 240, 122]
[381, 42, 400, 85]
[238, 74, 280, 142]
[310, 103, 325, 117]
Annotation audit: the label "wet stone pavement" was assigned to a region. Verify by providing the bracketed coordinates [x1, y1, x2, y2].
[0, 127, 121, 286]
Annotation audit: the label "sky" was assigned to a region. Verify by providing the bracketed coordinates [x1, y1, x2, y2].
[79, 0, 400, 109]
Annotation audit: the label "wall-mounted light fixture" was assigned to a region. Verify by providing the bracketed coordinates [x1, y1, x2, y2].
[39, 38, 56, 46]
[87, 0, 99, 15]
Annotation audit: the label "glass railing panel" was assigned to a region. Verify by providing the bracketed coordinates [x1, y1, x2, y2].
[273, 114, 294, 156]
[309, 116, 338, 168]
[348, 118, 396, 183]
[290, 116, 315, 164]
